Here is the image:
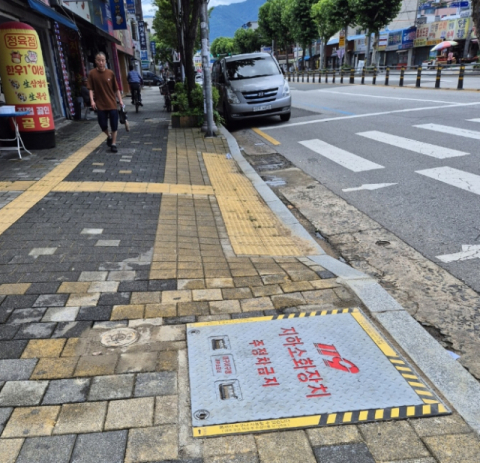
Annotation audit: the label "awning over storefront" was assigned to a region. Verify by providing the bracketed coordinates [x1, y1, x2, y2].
[73, 14, 122, 45]
[27, 0, 78, 31]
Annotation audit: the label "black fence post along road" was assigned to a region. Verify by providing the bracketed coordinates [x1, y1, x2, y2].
[372, 67, 377, 85]
[350, 67, 355, 84]
[385, 67, 390, 86]
[457, 64, 465, 90]
[307, 71, 310, 83]
[312, 71, 315, 83]
[399, 66, 405, 86]
[435, 65, 441, 89]
[332, 69, 336, 83]
[325, 70, 328, 83]
[340, 68, 344, 84]
[416, 66, 422, 88]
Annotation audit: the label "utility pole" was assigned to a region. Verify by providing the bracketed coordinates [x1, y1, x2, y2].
[200, 0, 216, 137]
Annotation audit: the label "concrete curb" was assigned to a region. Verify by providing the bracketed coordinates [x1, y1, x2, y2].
[221, 124, 480, 435]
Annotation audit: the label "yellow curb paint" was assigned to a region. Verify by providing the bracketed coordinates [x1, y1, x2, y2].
[0, 181, 35, 191]
[326, 414, 337, 424]
[252, 127, 281, 145]
[358, 411, 368, 421]
[343, 412, 352, 422]
[375, 409, 384, 419]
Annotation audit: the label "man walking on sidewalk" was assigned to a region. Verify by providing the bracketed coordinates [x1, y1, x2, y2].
[88, 52, 123, 153]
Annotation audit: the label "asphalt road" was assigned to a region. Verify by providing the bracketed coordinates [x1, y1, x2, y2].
[249, 85, 480, 293]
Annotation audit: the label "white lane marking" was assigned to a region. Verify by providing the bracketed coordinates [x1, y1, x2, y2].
[299, 139, 384, 172]
[416, 166, 480, 196]
[342, 183, 397, 192]
[315, 90, 456, 104]
[357, 131, 469, 159]
[263, 102, 480, 130]
[466, 118, 480, 123]
[415, 124, 480, 140]
[437, 245, 480, 263]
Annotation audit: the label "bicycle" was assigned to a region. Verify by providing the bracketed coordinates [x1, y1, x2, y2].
[161, 81, 172, 112]
[130, 83, 142, 113]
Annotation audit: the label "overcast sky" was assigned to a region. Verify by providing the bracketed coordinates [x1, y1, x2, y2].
[141, 0, 246, 17]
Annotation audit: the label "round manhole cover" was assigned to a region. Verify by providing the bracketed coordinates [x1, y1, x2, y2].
[101, 328, 138, 347]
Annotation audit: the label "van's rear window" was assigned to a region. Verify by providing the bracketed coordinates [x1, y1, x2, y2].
[226, 57, 280, 80]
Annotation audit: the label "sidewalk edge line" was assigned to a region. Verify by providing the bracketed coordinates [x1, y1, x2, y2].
[220, 125, 480, 435]
[219, 125, 325, 256]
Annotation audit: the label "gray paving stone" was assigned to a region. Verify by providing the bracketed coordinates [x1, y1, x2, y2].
[15, 322, 56, 339]
[71, 430, 128, 463]
[42, 378, 91, 405]
[26, 283, 61, 294]
[16, 434, 76, 463]
[0, 380, 48, 406]
[134, 371, 177, 397]
[88, 374, 134, 401]
[42, 306, 79, 322]
[78, 271, 108, 282]
[51, 321, 92, 338]
[0, 359, 37, 380]
[0, 324, 20, 340]
[313, 443, 375, 463]
[0, 340, 28, 358]
[0, 406, 13, 434]
[29, 247, 57, 256]
[8, 308, 46, 324]
[96, 240, 120, 247]
[33, 294, 68, 308]
[76, 305, 112, 321]
[117, 352, 158, 373]
[163, 316, 196, 325]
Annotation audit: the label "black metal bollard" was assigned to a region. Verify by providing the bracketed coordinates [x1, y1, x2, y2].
[306, 71, 309, 83]
[340, 69, 344, 84]
[302, 71, 304, 82]
[297, 72, 299, 82]
[416, 66, 422, 88]
[399, 66, 405, 87]
[288, 72, 291, 82]
[435, 65, 441, 89]
[332, 70, 336, 83]
[372, 67, 377, 85]
[312, 71, 315, 83]
[385, 67, 390, 85]
[325, 71, 328, 83]
[457, 65, 465, 90]
[350, 67, 355, 84]
[361, 66, 365, 84]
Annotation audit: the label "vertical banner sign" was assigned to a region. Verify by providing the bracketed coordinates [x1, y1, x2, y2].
[53, 22, 75, 117]
[0, 22, 55, 132]
[126, 0, 135, 15]
[339, 30, 345, 49]
[109, 0, 127, 30]
[150, 40, 156, 56]
[140, 50, 149, 69]
[138, 20, 147, 49]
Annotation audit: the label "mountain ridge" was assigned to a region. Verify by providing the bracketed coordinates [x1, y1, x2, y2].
[209, 0, 266, 41]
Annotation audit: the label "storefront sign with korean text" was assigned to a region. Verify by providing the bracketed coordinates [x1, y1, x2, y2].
[138, 20, 147, 49]
[109, 0, 127, 30]
[0, 22, 54, 132]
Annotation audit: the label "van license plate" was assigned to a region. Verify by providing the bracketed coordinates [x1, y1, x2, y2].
[253, 105, 271, 112]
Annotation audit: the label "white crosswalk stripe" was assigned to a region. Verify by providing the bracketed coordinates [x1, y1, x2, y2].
[357, 131, 469, 159]
[416, 167, 480, 196]
[466, 118, 480, 123]
[298, 139, 384, 172]
[414, 123, 480, 140]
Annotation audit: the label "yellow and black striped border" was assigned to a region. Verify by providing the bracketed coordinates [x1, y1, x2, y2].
[189, 307, 451, 437]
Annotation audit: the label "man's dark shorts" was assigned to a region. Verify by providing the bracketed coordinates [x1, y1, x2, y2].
[97, 109, 119, 132]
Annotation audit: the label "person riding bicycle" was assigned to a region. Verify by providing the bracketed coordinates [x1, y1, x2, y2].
[127, 65, 143, 106]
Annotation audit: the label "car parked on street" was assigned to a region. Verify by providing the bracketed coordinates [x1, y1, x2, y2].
[142, 71, 163, 86]
[211, 52, 291, 125]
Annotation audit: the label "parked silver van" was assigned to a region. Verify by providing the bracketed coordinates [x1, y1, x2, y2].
[211, 52, 291, 124]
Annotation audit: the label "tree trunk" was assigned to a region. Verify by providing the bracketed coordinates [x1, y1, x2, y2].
[370, 31, 379, 66]
[366, 30, 372, 66]
[472, 0, 480, 50]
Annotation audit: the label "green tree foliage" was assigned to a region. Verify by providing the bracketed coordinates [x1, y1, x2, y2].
[311, 0, 342, 68]
[233, 28, 262, 54]
[258, 1, 276, 45]
[284, 0, 318, 68]
[210, 37, 235, 57]
[153, 0, 202, 104]
[353, 0, 402, 63]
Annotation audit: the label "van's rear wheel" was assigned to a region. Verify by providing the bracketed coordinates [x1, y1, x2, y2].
[280, 112, 291, 122]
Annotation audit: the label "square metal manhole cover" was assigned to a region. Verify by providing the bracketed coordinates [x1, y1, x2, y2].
[187, 308, 449, 437]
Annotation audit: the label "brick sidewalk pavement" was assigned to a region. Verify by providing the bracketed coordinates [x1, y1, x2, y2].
[0, 87, 478, 462]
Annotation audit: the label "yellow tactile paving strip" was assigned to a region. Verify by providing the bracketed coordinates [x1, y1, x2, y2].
[0, 181, 35, 191]
[0, 133, 105, 235]
[203, 152, 310, 256]
[53, 181, 213, 195]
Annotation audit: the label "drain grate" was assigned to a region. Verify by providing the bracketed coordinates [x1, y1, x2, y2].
[187, 309, 449, 437]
